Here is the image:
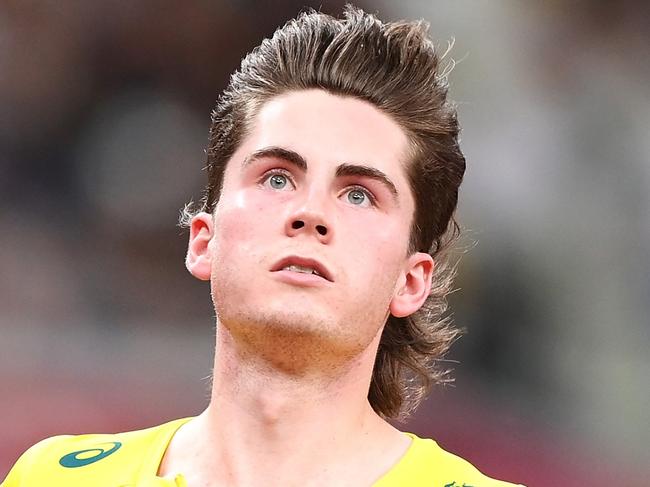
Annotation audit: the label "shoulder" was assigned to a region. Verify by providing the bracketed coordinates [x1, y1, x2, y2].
[1, 418, 191, 487]
[375, 432, 525, 487]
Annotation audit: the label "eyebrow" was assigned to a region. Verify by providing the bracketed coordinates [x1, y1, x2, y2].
[242, 146, 307, 171]
[242, 146, 400, 203]
[335, 163, 398, 200]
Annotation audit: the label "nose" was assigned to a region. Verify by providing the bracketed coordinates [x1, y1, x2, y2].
[290, 219, 327, 236]
[285, 204, 333, 244]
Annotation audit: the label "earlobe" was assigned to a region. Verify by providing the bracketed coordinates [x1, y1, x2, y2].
[186, 212, 214, 281]
[389, 253, 434, 318]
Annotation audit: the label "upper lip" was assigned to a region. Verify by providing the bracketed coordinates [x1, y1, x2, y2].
[271, 255, 334, 282]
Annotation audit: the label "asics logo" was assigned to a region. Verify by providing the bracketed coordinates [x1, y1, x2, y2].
[59, 441, 122, 468]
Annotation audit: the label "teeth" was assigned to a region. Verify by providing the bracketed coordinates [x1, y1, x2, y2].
[283, 264, 321, 276]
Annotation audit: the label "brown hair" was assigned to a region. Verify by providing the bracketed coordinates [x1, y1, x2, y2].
[182, 6, 466, 420]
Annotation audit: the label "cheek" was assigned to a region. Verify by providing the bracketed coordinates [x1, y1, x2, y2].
[343, 213, 409, 284]
[347, 211, 409, 256]
[210, 190, 271, 265]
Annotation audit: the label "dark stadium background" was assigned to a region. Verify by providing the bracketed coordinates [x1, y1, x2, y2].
[1, 1, 649, 485]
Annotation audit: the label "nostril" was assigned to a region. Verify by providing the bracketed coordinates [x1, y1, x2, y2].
[292, 220, 305, 229]
[316, 225, 327, 236]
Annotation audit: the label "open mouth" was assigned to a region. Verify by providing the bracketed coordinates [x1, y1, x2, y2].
[281, 264, 324, 277]
[271, 256, 333, 282]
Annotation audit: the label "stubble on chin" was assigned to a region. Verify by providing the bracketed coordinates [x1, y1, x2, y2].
[209, 257, 396, 378]
[213, 299, 384, 379]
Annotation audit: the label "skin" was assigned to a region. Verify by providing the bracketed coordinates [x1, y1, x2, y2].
[158, 89, 434, 486]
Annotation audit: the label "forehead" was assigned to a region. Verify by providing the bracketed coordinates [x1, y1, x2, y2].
[239, 90, 413, 195]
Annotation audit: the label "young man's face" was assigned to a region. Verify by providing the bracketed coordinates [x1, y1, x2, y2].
[188, 89, 433, 360]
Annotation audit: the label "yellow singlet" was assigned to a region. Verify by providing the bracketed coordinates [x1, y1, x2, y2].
[2, 417, 524, 486]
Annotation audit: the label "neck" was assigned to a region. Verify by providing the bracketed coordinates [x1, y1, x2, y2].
[159, 321, 410, 486]
[209, 321, 378, 432]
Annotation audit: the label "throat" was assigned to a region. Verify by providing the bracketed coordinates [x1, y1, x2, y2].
[159, 404, 408, 487]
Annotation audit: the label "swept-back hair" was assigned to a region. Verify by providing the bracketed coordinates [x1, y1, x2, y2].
[182, 5, 466, 420]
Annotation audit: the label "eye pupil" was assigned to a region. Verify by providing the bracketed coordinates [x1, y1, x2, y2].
[270, 174, 287, 189]
[348, 190, 365, 205]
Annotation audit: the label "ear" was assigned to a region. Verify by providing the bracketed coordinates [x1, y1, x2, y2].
[186, 212, 214, 281]
[389, 252, 434, 318]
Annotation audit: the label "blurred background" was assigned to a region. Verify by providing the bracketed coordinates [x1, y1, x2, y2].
[1, 1, 648, 484]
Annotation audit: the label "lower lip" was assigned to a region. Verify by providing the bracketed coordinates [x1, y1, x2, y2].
[271, 270, 331, 287]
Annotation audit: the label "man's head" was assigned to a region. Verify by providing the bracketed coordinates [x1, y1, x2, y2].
[182, 6, 465, 420]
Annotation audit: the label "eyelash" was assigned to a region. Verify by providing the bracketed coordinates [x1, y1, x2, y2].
[345, 185, 377, 207]
[259, 169, 377, 207]
[260, 169, 295, 188]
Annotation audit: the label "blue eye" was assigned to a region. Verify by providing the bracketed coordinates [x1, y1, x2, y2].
[346, 188, 375, 207]
[262, 171, 293, 191]
[269, 174, 288, 189]
[347, 189, 366, 205]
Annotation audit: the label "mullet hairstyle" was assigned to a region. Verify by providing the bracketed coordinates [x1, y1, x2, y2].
[181, 6, 466, 421]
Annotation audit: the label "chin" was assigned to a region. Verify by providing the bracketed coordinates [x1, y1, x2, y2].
[239, 305, 334, 335]
[219, 301, 356, 347]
